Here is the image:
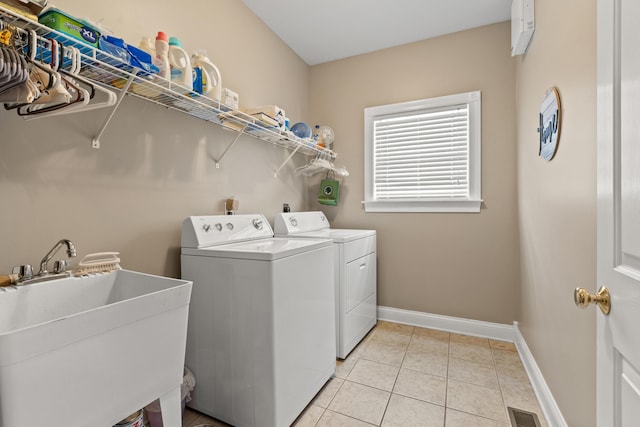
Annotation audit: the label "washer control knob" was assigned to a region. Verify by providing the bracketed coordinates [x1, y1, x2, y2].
[215, 223, 223, 231]
[203, 224, 212, 232]
[290, 217, 298, 227]
[253, 218, 263, 230]
[320, 214, 326, 222]
[226, 223, 234, 230]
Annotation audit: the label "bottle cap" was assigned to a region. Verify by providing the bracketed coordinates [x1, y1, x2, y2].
[168, 36, 183, 47]
[156, 31, 168, 42]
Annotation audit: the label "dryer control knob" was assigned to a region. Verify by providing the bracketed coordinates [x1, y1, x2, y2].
[226, 223, 234, 230]
[252, 218, 263, 230]
[215, 223, 223, 231]
[203, 224, 211, 232]
[289, 217, 298, 227]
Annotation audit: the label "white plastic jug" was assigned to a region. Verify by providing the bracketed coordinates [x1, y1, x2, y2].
[191, 51, 222, 102]
[138, 37, 155, 57]
[132, 36, 160, 98]
[168, 37, 193, 93]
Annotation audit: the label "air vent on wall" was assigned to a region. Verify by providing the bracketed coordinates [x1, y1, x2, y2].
[511, 0, 535, 56]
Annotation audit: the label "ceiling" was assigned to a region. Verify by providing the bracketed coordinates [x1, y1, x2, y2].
[241, 0, 513, 65]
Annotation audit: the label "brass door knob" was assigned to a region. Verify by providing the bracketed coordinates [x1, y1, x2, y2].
[574, 286, 611, 315]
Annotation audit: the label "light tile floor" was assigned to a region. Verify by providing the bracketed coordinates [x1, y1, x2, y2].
[181, 321, 548, 427]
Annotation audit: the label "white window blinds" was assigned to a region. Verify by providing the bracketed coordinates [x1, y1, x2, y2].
[364, 91, 481, 213]
[373, 104, 470, 200]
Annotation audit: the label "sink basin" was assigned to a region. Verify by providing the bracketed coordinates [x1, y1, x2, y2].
[0, 270, 192, 427]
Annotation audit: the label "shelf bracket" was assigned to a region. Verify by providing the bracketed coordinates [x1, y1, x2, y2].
[212, 126, 246, 168]
[274, 144, 302, 177]
[91, 73, 136, 149]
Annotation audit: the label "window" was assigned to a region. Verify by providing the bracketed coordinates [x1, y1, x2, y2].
[364, 91, 482, 213]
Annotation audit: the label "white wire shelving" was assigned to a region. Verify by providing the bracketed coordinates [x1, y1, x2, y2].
[0, 5, 336, 167]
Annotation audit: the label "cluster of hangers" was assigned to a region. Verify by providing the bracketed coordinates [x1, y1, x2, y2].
[296, 152, 350, 177]
[0, 21, 116, 119]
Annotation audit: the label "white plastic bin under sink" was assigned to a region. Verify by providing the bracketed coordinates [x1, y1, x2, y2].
[145, 367, 196, 427]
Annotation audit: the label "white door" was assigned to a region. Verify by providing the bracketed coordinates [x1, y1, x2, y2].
[596, 0, 640, 425]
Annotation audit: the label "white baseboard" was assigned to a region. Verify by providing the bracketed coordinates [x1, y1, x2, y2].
[377, 306, 566, 427]
[377, 305, 515, 341]
[513, 321, 568, 427]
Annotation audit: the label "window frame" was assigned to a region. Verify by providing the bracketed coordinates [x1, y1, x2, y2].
[363, 91, 482, 213]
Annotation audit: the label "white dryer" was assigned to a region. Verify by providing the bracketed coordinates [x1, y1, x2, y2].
[181, 214, 335, 427]
[274, 211, 376, 359]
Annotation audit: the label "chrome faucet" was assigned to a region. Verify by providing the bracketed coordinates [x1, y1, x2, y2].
[38, 239, 77, 275]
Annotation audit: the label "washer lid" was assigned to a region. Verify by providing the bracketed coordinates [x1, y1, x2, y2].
[181, 237, 332, 260]
[276, 228, 376, 243]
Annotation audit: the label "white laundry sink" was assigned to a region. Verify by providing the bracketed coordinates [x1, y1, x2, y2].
[0, 270, 192, 427]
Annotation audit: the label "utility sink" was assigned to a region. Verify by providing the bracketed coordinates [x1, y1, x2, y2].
[0, 270, 192, 427]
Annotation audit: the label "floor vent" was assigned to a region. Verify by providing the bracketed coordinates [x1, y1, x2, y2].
[507, 407, 542, 427]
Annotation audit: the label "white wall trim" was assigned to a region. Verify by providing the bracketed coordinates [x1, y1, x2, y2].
[513, 321, 568, 427]
[377, 306, 567, 427]
[377, 305, 515, 341]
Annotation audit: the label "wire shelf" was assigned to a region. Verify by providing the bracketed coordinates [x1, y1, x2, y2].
[0, 5, 336, 160]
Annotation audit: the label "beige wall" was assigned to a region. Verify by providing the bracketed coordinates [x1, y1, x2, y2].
[309, 22, 519, 324]
[515, 0, 597, 426]
[0, 0, 311, 277]
[1, 2, 598, 424]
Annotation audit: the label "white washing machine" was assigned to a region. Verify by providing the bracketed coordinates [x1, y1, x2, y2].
[274, 211, 376, 359]
[181, 214, 335, 427]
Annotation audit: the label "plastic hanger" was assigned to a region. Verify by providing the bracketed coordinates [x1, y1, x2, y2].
[20, 46, 117, 119]
[0, 30, 42, 103]
[4, 38, 69, 111]
[16, 42, 87, 115]
[0, 29, 31, 98]
[295, 156, 350, 177]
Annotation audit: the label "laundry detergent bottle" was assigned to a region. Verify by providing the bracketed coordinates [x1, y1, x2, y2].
[154, 31, 170, 80]
[191, 51, 222, 102]
[168, 36, 193, 92]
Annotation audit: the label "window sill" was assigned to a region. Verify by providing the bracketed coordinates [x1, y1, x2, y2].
[362, 199, 482, 213]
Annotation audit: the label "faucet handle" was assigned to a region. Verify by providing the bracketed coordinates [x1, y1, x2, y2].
[53, 260, 68, 274]
[12, 264, 33, 279]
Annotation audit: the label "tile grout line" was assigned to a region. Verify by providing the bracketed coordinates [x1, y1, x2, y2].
[376, 327, 412, 425]
[491, 341, 509, 425]
[360, 324, 412, 425]
[442, 330, 452, 427]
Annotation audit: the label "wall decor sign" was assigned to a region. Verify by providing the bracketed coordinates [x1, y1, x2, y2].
[537, 87, 561, 161]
